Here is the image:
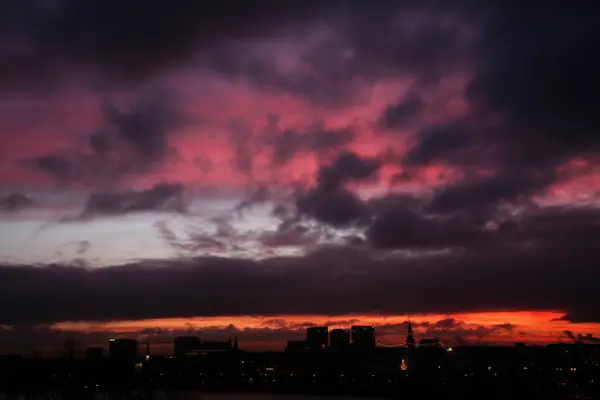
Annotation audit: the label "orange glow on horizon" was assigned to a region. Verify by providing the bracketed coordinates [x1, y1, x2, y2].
[52, 310, 600, 350]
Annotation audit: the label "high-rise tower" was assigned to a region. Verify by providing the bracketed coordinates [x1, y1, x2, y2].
[351, 325, 376, 351]
[306, 326, 328, 351]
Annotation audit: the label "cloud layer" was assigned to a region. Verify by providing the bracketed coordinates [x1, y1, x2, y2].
[1, 1, 600, 347]
[1, 234, 598, 325]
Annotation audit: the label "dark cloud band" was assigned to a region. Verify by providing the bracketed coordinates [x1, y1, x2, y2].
[1, 237, 598, 325]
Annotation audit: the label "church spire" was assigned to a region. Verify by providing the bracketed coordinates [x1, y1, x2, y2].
[406, 317, 415, 347]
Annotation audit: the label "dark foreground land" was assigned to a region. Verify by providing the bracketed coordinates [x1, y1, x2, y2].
[1, 344, 599, 399]
[0, 368, 597, 399]
[0, 385, 595, 400]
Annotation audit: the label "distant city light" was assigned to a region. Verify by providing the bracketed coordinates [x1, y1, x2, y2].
[400, 359, 408, 371]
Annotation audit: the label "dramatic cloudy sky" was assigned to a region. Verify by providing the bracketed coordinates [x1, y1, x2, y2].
[1, 0, 600, 355]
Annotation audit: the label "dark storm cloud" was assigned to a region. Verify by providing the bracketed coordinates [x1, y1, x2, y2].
[1, 0, 480, 105]
[101, 89, 187, 162]
[296, 151, 380, 226]
[0, 0, 349, 92]
[562, 330, 600, 344]
[501, 207, 600, 284]
[367, 208, 483, 250]
[64, 182, 186, 222]
[427, 170, 555, 216]
[1, 234, 599, 325]
[268, 124, 355, 166]
[291, 2, 600, 248]
[236, 185, 271, 212]
[0, 192, 34, 212]
[2, 0, 600, 333]
[154, 220, 228, 254]
[299, 146, 600, 256]
[3, 0, 595, 124]
[28, 89, 188, 186]
[204, 1, 478, 105]
[377, 92, 424, 131]
[396, 118, 556, 219]
[227, 116, 356, 174]
[88, 131, 111, 154]
[432, 318, 461, 329]
[227, 118, 258, 177]
[258, 221, 321, 248]
[205, 40, 367, 107]
[389, 4, 600, 219]
[366, 196, 600, 256]
[85, 182, 185, 217]
[309, 127, 356, 153]
[316, 151, 381, 191]
[32, 155, 77, 184]
[467, 4, 600, 155]
[402, 122, 475, 167]
[558, 312, 600, 324]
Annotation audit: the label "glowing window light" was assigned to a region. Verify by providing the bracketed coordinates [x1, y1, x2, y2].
[400, 359, 408, 371]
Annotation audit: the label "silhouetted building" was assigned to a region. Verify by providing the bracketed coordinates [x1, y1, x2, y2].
[174, 336, 201, 357]
[330, 328, 350, 351]
[286, 340, 308, 353]
[4, 339, 600, 396]
[197, 340, 232, 353]
[0, 355, 22, 368]
[351, 325, 375, 350]
[85, 347, 103, 360]
[174, 336, 234, 356]
[306, 326, 328, 351]
[404, 321, 416, 373]
[406, 320, 416, 347]
[108, 339, 138, 360]
[417, 338, 446, 371]
[419, 338, 442, 347]
[64, 337, 75, 359]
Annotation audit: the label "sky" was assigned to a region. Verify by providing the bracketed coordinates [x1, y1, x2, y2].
[1, 0, 600, 355]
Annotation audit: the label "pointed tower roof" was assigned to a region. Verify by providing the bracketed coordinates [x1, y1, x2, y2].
[406, 316, 415, 346]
